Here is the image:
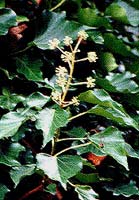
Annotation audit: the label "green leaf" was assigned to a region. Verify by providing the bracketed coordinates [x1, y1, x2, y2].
[36, 107, 69, 147]
[0, 142, 25, 167]
[113, 181, 139, 197]
[89, 127, 139, 170]
[24, 92, 50, 109]
[33, 11, 93, 50]
[78, 8, 112, 29]
[45, 183, 56, 195]
[0, 8, 17, 35]
[104, 33, 132, 57]
[100, 52, 118, 72]
[0, 112, 26, 139]
[75, 172, 100, 184]
[66, 127, 87, 138]
[36, 153, 82, 186]
[79, 89, 139, 130]
[118, 0, 139, 26]
[75, 185, 99, 200]
[104, 181, 139, 197]
[97, 71, 139, 93]
[0, 184, 9, 200]
[105, 3, 129, 24]
[16, 55, 43, 82]
[10, 164, 36, 187]
[0, 89, 25, 110]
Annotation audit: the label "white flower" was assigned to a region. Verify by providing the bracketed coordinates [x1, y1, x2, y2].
[61, 51, 73, 62]
[63, 36, 73, 46]
[55, 66, 68, 77]
[78, 30, 88, 40]
[86, 77, 95, 88]
[56, 76, 67, 88]
[51, 90, 61, 101]
[87, 52, 98, 62]
[71, 96, 80, 106]
[48, 38, 60, 49]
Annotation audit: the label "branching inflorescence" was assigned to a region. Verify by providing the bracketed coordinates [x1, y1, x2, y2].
[48, 30, 98, 107]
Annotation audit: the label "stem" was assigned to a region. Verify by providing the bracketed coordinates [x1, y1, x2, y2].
[9, 44, 33, 56]
[51, 138, 55, 155]
[61, 52, 75, 102]
[67, 180, 76, 188]
[18, 184, 43, 200]
[75, 58, 88, 63]
[50, 0, 66, 11]
[70, 82, 87, 86]
[54, 142, 92, 157]
[68, 111, 87, 121]
[57, 137, 87, 142]
[73, 37, 82, 53]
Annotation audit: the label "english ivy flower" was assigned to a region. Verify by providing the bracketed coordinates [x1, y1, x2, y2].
[51, 90, 61, 101]
[56, 76, 67, 88]
[87, 52, 98, 62]
[63, 36, 73, 46]
[86, 77, 95, 88]
[61, 51, 73, 62]
[78, 30, 88, 40]
[55, 66, 68, 77]
[48, 38, 60, 49]
[71, 96, 80, 106]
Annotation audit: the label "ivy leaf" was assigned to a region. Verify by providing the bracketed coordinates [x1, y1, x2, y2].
[89, 127, 139, 170]
[97, 71, 139, 93]
[0, 8, 17, 35]
[79, 89, 139, 130]
[104, 33, 132, 57]
[113, 181, 139, 197]
[0, 112, 26, 139]
[75, 172, 100, 184]
[16, 55, 43, 82]
[36, 153, 82, 187]
[10, 164, 36, 187]
[104, 181, 139, 197]
[0, 89, 25, 110]
[0, 142, 25, 167]
[118, 0, 139, 26]
[0, 184, 9, 200]
[100, 52, 118, 72]
[35, 107, 69, 147]
[24, 92, 50, 109]
[33, 11, 93, 50]
[75, 185, 99, 200]
[78, 7, 111, 29]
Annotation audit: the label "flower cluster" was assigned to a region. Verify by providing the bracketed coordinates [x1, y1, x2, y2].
[48, 30, 98, 107]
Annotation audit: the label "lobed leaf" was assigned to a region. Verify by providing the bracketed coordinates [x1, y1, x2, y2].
[35, 106, 69, 147]
[0, 8, 17, 35]
[79, 89, 139, 130]
[89, 127, 139, 170]
[75, 185, 99, 200]
[33, 11, 95, 50]
[16, 55, 43, 82]
[0, 112, 26, 139]
[36, 153, 82, 187]
[96, 71, 139, 93]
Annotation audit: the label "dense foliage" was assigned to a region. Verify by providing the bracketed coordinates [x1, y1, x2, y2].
[0, 0, 139, 199]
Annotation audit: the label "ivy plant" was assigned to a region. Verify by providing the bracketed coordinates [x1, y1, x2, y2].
[0, 0, 139, 200]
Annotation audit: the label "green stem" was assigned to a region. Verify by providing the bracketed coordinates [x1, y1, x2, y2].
[57, 137, 87, 142]
[54, 142, 91, 157]
[9, 44, 33, 56]
[50, 0, 66, 11]
[68, 111, 87, 121]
